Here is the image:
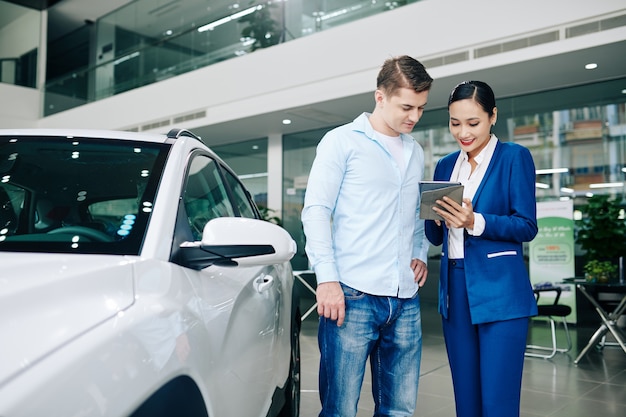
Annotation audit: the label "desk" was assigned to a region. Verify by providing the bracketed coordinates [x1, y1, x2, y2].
[563, 278, 626, 364]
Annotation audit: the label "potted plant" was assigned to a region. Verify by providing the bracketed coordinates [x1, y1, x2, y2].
[239, 1, 281, 52]
[576, 194, 626, 282]
[583, 259, 617, 283]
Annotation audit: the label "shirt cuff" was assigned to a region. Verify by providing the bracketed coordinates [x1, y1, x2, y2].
[468, 213, 485, 236]
[413, 235, 430, 263]
[313, 261, 339, 284]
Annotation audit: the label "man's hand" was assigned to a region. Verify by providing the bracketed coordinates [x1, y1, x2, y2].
[316, 281, 345, 326]
[411, 258, 428, 287]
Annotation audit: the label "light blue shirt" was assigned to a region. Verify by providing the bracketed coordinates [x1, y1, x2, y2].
[301, 112, 429, 298]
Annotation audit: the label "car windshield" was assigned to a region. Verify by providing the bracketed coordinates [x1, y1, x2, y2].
[0, 134, 169, 255]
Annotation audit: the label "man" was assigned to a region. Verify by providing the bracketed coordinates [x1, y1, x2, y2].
[301, 55, 433, 417]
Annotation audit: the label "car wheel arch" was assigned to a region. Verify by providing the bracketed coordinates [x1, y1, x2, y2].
[129, 375, 209, 417]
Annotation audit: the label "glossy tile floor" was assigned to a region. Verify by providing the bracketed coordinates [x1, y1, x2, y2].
[297, 296, 626, 417]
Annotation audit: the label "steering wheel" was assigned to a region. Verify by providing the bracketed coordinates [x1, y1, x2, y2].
[47, 226, 114, 242]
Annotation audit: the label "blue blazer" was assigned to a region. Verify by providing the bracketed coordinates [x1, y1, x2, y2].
[425, 140, 539, 324]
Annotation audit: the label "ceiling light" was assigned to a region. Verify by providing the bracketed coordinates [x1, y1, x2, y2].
[622, 167, 626, 173]
[560, 187, 574, 194]
[239, 173, 268, 179]
[197, 5, 261, 32]
[536, 168, 568, 174]
[589, 182, 624, 188]
[535, 182, 549, 189]
[585, 63, 598, 70]
[622, 89, 626, 95]
[114, 51, 140, 65]
[282, 119, 292, 125]
[318, 5, 363, 21]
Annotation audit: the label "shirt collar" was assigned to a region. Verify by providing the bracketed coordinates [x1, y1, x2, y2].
[461, 134, 498, 166]
[353, 112, 414, 149]
[353, 112, 375, 139]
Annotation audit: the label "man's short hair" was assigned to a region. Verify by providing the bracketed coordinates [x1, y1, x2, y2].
[377, 55, 433, 97]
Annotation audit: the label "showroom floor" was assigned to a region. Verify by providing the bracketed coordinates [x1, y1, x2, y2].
[297, 296, 626, 417]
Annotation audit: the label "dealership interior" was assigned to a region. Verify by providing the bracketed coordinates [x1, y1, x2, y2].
[1, 0, 625, 415]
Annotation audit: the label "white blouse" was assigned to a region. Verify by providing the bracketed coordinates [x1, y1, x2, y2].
[447, 135, 498, 259]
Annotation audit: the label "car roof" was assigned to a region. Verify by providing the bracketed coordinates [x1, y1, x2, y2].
[0, 128, 172, 144]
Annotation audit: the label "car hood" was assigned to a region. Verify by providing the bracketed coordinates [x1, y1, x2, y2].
[0, 253, 135, 387]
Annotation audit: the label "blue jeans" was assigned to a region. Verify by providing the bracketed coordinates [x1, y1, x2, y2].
[318, 284, 422, 417]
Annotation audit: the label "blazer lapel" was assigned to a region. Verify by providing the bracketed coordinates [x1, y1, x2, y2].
[472, 140, 502, 205]
[441, 151, 460, 180]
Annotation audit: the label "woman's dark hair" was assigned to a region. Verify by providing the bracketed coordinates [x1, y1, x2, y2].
[448, 80, 496, 117]
[377, 55, 433, 96]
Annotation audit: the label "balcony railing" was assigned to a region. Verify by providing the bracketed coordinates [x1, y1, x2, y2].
[43, 0, 418, 116]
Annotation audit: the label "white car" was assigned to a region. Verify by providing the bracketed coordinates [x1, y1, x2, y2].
[0, 128, 300, 417]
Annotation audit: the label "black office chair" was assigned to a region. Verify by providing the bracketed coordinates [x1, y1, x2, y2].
[525, 287, 572, 359]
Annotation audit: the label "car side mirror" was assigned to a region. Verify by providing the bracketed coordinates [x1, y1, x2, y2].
[179, 217, 297, 270]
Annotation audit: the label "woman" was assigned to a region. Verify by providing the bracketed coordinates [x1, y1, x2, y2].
[425, 80, 538, 417]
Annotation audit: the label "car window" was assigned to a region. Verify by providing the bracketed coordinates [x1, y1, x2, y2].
[88, 198, 139, 238]
[222, 169, 257, 219]
[0, 183, 24, 236]
[0, 135, 167, 254]
[183, 155, 236, 240]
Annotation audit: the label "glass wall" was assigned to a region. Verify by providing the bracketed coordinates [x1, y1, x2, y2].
[43, 0, 420, 115]
[282, 128, 330, 271]
[212, 137, 269, 208]
[283, 78, 626, 272]
[0, 1, 40, 88]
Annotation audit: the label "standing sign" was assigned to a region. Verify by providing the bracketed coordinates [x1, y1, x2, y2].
[529, 200, 577, 323]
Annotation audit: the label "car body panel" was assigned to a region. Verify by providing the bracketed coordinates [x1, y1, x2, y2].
[0, 258, 294, 417]
[0, 253, 135, 387]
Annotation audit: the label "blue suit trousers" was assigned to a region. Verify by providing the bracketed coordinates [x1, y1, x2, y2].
[442, 259, 528, 417]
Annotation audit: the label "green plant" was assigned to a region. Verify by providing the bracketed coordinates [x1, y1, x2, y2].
[576, 194, 626, 282]
[583, 259, 617, 283]
[239, 1, 281, 52]
[257, 205, 282, 226]
[576, 194, 626, 261]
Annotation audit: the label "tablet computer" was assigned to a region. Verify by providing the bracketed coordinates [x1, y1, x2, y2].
[419, 181, 464, 220]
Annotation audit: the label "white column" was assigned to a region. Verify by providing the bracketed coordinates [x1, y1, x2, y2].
[551, 110, 562, 195]
[267, 133, 283, 220]
[37, 9, 47, 118]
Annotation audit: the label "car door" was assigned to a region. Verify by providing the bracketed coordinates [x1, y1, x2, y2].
[179, 153, 282, 416]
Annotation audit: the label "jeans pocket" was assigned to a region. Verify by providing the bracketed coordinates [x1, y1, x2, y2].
[340, 283, 366, 300]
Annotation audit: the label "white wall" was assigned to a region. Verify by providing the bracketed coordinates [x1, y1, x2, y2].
[0, 83, 41, 127]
